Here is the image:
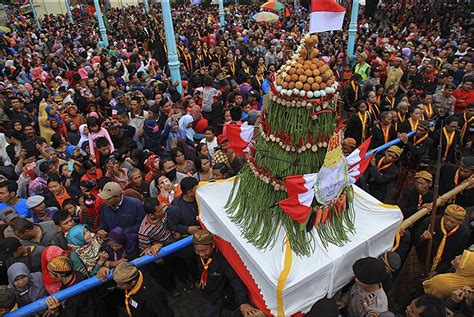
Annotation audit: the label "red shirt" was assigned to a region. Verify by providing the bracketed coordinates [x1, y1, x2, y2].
[453, 88, 474, 113]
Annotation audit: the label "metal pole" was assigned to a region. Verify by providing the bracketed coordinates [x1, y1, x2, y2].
[347, 0, 360, 58]
[161, 0, 183, 93]
[365, 131, 416, 158]
[218, 0, 225, 29]
[6, 236, 193, 316]
[66, 0, 74, 24]
[144, 0, 150, 15]
[29, 0, 42, 30]
[294, 0, 298, 14]
[93, 0, 109, 47]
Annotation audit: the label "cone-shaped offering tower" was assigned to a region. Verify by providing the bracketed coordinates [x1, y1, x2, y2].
[226, 34, 355, 256]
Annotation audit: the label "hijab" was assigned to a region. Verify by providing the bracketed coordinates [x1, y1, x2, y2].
[166, 119, 187, 152]
[66, 121, 81, 145]
[45, 105, 63, 126]
[7, 262, 45, 305]
[178, 114, 195, 140]
[104, 227, 137, 261]
[67, 224, 103, 272]
[423, 250, 474, 298]
[41, 246, 69, 295]
[77, 124, 89, 148]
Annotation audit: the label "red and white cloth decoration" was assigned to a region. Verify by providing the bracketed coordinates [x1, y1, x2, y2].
[278, 173, 318, 224]
[278, 138, 373, 223]
[309, 0, 346, 34]
[226, 123, 254, 156]
[346, 138, 373, 184]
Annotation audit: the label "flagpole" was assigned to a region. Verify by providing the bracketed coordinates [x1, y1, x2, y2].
[347, 0, 360, 58]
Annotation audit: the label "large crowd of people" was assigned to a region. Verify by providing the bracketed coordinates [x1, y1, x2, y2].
[0, 0, 473, 316]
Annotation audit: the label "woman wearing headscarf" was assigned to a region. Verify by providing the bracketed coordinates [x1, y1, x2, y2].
[102, 227, 138, 268]
[67, 224, 107, 276]
[38, 102, 56, 144]
[190, 105, 208, 134]
[423, 250, 474, 298]
[162, 116, 194, 152]
[66, 120, 81, 145]
[7, 262, 46, 307]
[178, 114, 196, 141]
[77, 124, 90, 148]
[41, 246, 70, 295]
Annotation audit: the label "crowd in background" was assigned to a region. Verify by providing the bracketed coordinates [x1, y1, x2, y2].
[0, 0, 473, 316]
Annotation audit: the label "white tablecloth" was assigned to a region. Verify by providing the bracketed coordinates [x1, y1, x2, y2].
[197, 179, 403, 315]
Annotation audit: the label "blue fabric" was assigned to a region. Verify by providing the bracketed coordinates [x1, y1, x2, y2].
[66, 145, 76, 157]
[0, 199, 32, 218]
[67, 224, 87, 246]
[99, 196, 145, 234]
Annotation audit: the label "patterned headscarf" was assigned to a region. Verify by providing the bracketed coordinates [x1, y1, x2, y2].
[67, 225, 102, 272]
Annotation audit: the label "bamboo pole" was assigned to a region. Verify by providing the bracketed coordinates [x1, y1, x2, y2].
[401, 176, 473, 230]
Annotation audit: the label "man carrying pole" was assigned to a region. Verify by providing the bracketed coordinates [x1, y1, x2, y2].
[413, 204, 470, 276]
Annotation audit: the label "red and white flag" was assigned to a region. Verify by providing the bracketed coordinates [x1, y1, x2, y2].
[309, 0, 346, 34]
[346, 138, 373, 184]
[226, 123, 254, 156]
[278, 173, 318, 224]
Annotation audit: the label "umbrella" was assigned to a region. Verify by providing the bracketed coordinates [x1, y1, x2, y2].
[0, 26, 11, 35]
[261, 1, 285, 12]
[252, 11, 279, 23]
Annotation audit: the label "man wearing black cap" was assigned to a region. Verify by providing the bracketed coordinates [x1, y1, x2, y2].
[0, 237, 44, 273]
[337, 257, 388, 317]
[438, 157, 474, 209]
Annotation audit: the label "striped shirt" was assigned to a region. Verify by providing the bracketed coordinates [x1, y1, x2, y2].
[138, 214, 175, 252]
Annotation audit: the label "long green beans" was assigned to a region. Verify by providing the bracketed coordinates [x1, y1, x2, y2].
[226, 89, 353, 256]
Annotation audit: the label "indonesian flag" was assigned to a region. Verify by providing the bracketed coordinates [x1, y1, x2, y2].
[309, 0, 346, 34]
[346, 138, 372, 184]
[226, 123, 254, 156]
[278, 173, 318, 224]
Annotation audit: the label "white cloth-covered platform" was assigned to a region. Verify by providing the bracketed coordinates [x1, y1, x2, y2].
[196, 179, 403, 316]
